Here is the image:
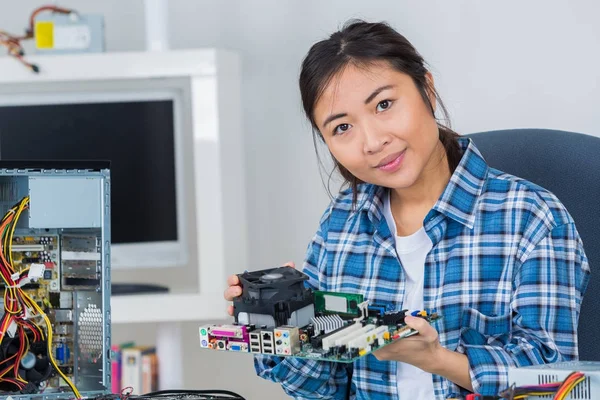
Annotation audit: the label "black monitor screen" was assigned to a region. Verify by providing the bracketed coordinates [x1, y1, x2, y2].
[0, 100, 178, 244]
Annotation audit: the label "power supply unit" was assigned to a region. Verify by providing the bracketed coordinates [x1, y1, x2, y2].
[34, 12, 105, 54]
[507, 361, 600, 399]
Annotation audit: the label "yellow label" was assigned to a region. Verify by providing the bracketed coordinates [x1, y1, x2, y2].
[35, 21, 54, 49]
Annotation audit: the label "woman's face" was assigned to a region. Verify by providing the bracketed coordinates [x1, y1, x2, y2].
[313, 61, 445, 191]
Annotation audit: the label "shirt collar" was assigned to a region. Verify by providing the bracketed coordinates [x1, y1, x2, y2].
[432, 137, 489, 229]
[359, 137, 489, 229]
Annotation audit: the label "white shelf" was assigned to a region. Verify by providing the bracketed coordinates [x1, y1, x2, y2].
[0, 49, 219, 82]
[110, 292, 229, 323]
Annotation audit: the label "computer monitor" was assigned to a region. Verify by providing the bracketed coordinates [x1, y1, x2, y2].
[0, 90, 186, 271]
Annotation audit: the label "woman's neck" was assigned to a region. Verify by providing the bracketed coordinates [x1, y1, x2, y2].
[393, 141, 451, 207]
[389, 141, 452, 235]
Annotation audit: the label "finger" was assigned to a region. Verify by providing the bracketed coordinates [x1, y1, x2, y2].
[227, 305, 234, 316]
[227, 274, 240, 286]
[283, 261, 296, 268]
[224, 286, 242, 301]
[227, 286, 242, 301]
[403, 315, 432, 334]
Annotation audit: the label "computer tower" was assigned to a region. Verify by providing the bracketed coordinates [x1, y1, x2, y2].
[0, 161, 111, 399]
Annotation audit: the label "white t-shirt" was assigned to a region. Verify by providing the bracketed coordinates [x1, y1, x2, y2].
[383, 191, 435, 399]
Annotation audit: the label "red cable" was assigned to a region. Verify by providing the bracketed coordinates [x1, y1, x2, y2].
[27, 5, 74, 36]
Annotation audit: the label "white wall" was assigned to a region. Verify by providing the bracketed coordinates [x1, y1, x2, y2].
[2, 1, 599, 399]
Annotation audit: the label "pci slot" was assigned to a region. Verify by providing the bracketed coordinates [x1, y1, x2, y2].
[11, 244, 45, 252]
[321, 322, 363, 351]
[334, 324, 376, 347]
[347, 325, 388, 351]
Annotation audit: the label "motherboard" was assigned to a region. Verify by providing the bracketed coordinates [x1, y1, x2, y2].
[200, 267, 440, 363]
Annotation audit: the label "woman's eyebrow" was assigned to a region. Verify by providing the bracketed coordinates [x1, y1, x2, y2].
[323, 113, 347, 128]
[364, 84, 395, 104]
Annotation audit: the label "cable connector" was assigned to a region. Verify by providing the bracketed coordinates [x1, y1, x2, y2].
[16, 263, 45, 287]
[7, 320, 17, 338]
[24, 306, 33, 320]
[29, 263, 45, 281]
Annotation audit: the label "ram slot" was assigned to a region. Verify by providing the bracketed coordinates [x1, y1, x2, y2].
[321, 322, 363, 351]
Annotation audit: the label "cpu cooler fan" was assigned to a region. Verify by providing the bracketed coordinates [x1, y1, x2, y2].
[0, 334, 52, 393]
[233, 267, 315, 328]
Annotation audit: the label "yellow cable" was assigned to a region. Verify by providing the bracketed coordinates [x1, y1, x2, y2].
[0, 315, 9, 344]
[14, 327, 29, 384]
[0, 364, 15, 379]
[8, 197, 28, 268]
[0, 196, 81, 399]
[31, 319, 45, 341]
[4, 288, 23, 315]
[2, 216, 12, 263]
[21, 291, 81, 399]
[513, 392, 555, 399]
[5, 209, 15, 267]
[557, 376, 586, 400]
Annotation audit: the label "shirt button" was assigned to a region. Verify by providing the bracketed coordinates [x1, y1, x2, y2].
[381, 374, 389, 381]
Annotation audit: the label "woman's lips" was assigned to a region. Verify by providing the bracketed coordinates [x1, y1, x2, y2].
[376, 150, 406, 172]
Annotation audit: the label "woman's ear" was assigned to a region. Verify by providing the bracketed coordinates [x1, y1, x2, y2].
[425, 71, 437, 114]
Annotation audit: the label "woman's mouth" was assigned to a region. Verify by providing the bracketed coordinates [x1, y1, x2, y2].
[375, 150, 406, 172]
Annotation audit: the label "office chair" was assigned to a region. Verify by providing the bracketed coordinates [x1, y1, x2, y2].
[465, 128, 600, 361]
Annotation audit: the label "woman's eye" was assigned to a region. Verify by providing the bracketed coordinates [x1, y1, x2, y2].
[334, 123, 351, 135]
[376, 100, 392, 112]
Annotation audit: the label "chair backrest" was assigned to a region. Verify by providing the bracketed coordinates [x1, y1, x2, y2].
[465, 128, 599, 361]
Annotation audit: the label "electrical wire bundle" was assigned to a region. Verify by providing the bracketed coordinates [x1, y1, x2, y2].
[499, 371, 586, 400]
[0, 196, 81, 398]
[0, 5, 75, 73]
[93, 389, 247, 400]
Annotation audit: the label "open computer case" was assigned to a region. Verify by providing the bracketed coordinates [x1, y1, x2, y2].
[0, 161, 111, 399]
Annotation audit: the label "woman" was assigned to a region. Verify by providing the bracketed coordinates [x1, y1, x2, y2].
[224, 20, 590, 399]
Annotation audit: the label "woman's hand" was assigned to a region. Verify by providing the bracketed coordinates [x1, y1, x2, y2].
[373, 316, 474, 391]
[372, 315, 443, 372]
[223, 261, 296, 316]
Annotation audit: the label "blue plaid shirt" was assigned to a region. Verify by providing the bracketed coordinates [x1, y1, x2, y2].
[254, 138, 590, 399]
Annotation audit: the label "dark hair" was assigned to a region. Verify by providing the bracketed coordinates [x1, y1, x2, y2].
[299, 20, 461, 204]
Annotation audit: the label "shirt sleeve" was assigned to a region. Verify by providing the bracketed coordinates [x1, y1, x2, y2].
[460, 222, 591, 396]
[253, 206, 352, 399]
